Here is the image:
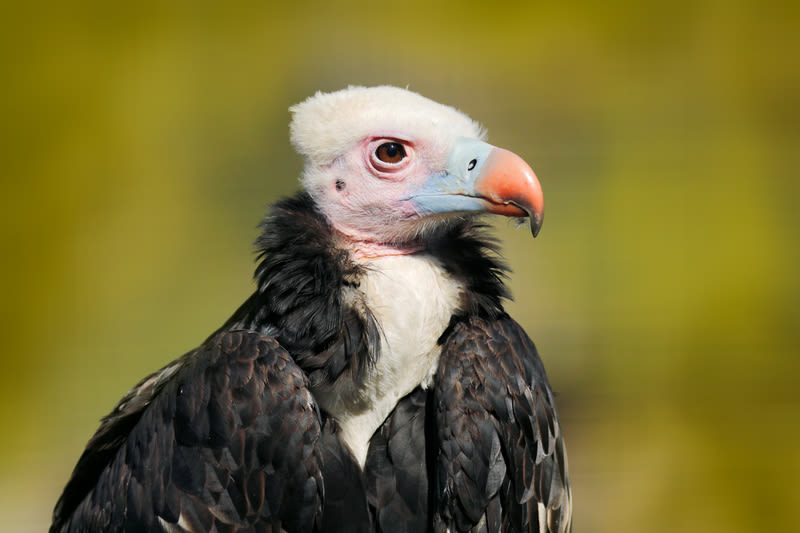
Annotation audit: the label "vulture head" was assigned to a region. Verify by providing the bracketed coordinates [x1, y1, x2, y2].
[290, 86, 543, 255]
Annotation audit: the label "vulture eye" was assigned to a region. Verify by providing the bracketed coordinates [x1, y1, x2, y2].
[375, 142, 406, 164]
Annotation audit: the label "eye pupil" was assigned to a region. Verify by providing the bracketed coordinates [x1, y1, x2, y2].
[376, 142, 406, 164]
[467, 159, 477, 171]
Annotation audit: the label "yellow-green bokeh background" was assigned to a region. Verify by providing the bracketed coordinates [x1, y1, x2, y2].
[2, 2, 798, 531]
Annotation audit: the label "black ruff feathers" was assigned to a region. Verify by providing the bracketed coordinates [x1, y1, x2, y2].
[219, 193, 510, 388]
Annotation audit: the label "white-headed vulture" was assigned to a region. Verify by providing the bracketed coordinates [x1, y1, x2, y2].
[50, 86, 572, 533]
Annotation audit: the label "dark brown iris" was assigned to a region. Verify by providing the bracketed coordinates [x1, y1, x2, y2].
[375, 142, 406, 164]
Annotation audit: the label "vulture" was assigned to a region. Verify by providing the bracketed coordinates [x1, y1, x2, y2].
[50, 86, 572, 533]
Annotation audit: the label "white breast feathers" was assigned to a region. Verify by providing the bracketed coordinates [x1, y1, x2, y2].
[312, 254, 464, 466]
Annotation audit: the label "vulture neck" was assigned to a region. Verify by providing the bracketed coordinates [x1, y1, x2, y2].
[224, 192, 510, 466]
[332, 229, 425, 261]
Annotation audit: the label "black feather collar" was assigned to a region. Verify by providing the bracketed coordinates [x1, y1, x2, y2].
[220, 192, 510, 386]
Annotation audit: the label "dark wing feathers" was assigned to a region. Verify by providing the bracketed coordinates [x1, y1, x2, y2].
[316, 420, 372, 533]
[52, 194, 571, 533]
[51, 330, 327, 533]
[364, 387, 429, 533]
[432, 316, 572, 533]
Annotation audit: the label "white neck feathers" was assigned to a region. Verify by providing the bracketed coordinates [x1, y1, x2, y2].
[312, 254, 463, 466]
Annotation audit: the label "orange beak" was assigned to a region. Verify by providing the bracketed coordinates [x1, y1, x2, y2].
[473, 146, 544, 237]
[410, 138, 544, 237]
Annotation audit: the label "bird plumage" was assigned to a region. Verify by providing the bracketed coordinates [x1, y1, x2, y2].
[51, 86, 571, 532]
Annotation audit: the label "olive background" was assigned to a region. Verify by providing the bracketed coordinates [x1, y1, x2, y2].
[2, 2, 798, 531]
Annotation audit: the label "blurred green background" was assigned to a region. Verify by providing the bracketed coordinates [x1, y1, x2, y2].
[2, 2, 798, 532]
